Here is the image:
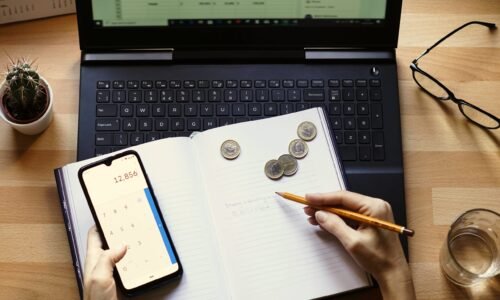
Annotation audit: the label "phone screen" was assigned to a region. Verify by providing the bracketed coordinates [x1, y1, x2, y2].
[80, 152, 180, 292]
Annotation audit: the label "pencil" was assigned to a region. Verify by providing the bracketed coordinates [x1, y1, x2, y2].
[276, 192, 415, 237]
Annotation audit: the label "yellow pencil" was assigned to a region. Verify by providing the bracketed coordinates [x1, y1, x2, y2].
[276, 192, 415, 237]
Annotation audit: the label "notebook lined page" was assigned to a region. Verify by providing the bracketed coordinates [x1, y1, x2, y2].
[64, 138, 226, 299]
[194, 109, 370, 299]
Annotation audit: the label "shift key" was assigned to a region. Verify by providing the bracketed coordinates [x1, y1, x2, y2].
[304, 89, 325, 101]
[96, 119, 120, 131]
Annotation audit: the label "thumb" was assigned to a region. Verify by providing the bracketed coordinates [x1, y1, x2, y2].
[315, 211, 357, 248]
[93, 245, 127, 278]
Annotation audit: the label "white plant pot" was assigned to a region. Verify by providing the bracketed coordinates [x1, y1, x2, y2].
[0, 77, 54, 135]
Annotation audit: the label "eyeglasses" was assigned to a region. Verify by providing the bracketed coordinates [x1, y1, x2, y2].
[410, 21, 500, 130]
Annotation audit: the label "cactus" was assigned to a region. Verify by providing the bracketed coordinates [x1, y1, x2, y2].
[2, 58, 47, 121]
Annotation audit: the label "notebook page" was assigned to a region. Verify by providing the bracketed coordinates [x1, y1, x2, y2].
[193, 109, 370, 299]
[63, 138, 226, 299]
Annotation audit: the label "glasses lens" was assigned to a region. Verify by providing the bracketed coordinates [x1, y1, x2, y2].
[460, 103, 500, 129]
[413, 71, 449, 99]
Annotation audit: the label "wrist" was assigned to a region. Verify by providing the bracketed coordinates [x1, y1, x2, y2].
[375, 263, 415, 300]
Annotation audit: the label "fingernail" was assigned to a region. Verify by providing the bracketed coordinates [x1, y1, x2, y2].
[315, 211, 327, 223]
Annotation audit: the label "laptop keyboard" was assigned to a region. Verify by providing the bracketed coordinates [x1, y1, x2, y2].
[94, 78, 385, 162]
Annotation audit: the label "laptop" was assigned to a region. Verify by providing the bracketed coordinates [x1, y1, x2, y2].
[75, 0, 407, 251]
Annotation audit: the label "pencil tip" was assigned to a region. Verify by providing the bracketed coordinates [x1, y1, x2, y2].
[275, 192, 283, 196]
[403, 228, 415, 237]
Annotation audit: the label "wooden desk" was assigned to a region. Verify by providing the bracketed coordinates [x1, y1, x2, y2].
[0, 1, 498, 299]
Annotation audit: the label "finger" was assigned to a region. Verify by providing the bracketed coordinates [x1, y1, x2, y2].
[303, 206, 317, 216]
[308, 216, 319, 226]
[92, 245, 127, 279]
[85, 226, 103, 275]
[315, 210, 358, 248]
[306, 191, 376, 212]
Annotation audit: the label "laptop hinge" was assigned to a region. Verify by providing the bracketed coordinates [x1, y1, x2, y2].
[304, 48, 395, 61]
[82, 50, 174, 63]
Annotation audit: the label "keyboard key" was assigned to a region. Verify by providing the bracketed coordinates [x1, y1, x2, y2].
[342, 89, 354, 101]
[187, 118, 201, 131]
[280, 103, 295, 114]
[344, 131, 356, 144]
[356, 79, 367, 87]
[160, 90, 174, 102]
[296, 80, 308, 88]
[358, 131, 371, 144]
[146, 132, 161, 142]
[168, 104, 181, 116]
[152, 104, 166, 117]
[232, 103, 246, 116]
[356, 88, 368, 101]
[357, 103, 369, 115]
[96, 104, 117, 117]
[248, 103, 262, 116]
[370, 79, 381, 87]
[128, 91, 142, 103]
[209, 90, 222, 102]
[342, 79, 354, 87]
[372, 131, 385, 160]
[256, 89, 269, 102]
[226, 80, 238, 88]
[183, 80, 196, 88]
[329, 103, 341, 115]
[193, 90, 206, 102]
[219, 118, 233, 126]
[97, 81, 110, 89]
[120, 104, 133, 117]
[329, 89, 340, 101]
[343, 103, 355, 115]
[370, 89, 382, 101]
[296, 103, 310, 111]
[240, 90, 253, 102]
[136, 104, 149, 117]
[144, 90, 157, 102]
[212, 80, 224, 88]
[203, 118, 217, 130]
[283, 80, 294, 88]
[254, 80, 266, 88]
[328, 79, 340, 87]
[95, 133, 113, 146]
[113, 81, 125, 89]
[170, 80, 181, 88]
[339, 146, 357, 161]
[200, 104, 214, 116]
[269, 80, 280, 88]
[96, 91, 110, 103]
[139, 119, 153, 131]
[141, 81, 153, 89]
[96, 119, 120, 131]
[240, 80, 252, 88]
[224, 90, 238, 102]
[304, 89, 325, 101]
[271, 89, 285, 102]
[358, 117, 370, 129]
[344, 117, 356, 129]
[155, 80, 167, 88]
[123, 119, 136, 131]
[155, 119, 169, 131]
[311, 80, 324, 88]
[198, 80, 210, 88]
[185, 104, 198, 116]
[371, 103, 383, 129]
[176, 90, 190, 102]
[264, 103, 278, 116]
[171, 119, 185, 131]
[334, 132, 343, 144]
[112, 90, 126, 103]
[114, 133, 128, 146]
[359, 146, 371, 161]
[127, 81, 139, 89]
[216, 104, 230, 116]
[287, 89, 301, 101]
[130, 133, 144, 145]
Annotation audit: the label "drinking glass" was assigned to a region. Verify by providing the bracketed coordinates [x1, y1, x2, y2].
[440, 209, 500, 286]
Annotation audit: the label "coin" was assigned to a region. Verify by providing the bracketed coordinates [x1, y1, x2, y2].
[265, 159, 284, 180]
[297, 121, 317, 141]
[278, 154, 298, 176]
[288, 139, 309, 159]
[220, 140, 241, 160]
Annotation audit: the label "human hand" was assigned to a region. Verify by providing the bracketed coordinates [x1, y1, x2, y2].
[304, 191, 415, 300]
[84, 225, 127, 300]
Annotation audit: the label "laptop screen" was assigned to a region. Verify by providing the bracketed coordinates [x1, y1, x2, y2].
[91, 0, 387, 28]
[77, 0, 401, 50]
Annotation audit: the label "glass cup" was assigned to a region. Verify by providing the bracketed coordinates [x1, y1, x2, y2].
[440, 209, 500, 286]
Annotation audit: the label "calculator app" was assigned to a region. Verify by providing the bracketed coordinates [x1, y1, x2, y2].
[81, 154, 179, 290]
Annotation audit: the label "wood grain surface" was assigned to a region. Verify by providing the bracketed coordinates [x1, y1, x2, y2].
[0, 1, 499, 299]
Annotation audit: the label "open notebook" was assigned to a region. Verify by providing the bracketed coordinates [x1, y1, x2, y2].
[55, 108, 372, 299]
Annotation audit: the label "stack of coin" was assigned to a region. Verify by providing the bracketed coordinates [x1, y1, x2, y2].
[264, 121, 317, 180]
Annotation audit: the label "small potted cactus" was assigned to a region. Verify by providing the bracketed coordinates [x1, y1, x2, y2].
[0, 58, 53, 135]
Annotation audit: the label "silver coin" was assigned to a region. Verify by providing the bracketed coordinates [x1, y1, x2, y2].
[220, 140, 241, 160]
[264, 159, 284, 180]
[288, 139, 309, 159]
[278, 154, 298, 176]
[297, 121, 317, 141]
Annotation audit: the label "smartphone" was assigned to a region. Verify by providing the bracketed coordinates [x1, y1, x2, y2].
[78, 150, 182, 295]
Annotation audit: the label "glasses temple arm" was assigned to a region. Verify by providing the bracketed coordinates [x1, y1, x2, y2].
[414, 21, 497, 64]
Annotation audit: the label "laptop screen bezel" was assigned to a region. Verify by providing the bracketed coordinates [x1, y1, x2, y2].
[76, 0, 402, 51]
